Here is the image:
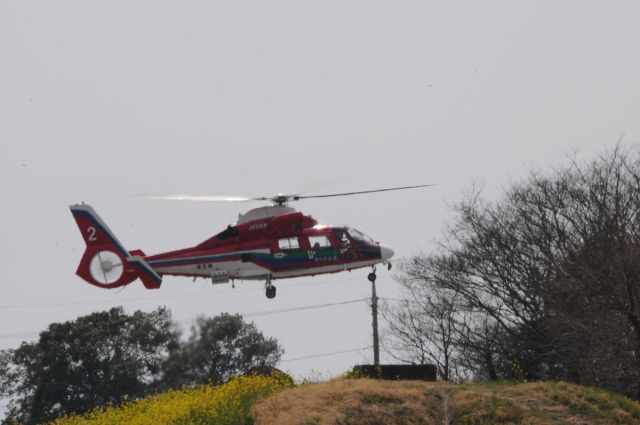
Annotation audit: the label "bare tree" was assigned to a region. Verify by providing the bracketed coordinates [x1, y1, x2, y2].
[386, 144, 640, 397]
[383, 277, 461, 381]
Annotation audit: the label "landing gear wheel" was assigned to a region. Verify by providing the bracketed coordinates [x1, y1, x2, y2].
[368, 272, 377, 282]
[264, 275, 276, 299]
[266, 285, 277, 299]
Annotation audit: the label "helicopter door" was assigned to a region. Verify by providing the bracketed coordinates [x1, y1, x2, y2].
[309, 235, 332, 251]
[306, 235, 334, 261]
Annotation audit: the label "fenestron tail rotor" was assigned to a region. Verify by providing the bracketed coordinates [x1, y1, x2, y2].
[89, 251, 124, 284]
[134, 184, 435, 206]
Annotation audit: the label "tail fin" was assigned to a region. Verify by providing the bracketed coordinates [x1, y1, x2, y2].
[69, 204, 162, 289]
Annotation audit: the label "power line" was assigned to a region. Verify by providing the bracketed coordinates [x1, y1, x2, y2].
[0, 332, 40, 340]
[243, 298, 368, 318]
[0, 298, 370, 341]
[380, 297, 408, 302]
[0, 332, 39, 338]
[280, 346, 372, 363]
[379, 297, 425, 305]
[0, 276, 369, 311]
[0, 333, 39, 341]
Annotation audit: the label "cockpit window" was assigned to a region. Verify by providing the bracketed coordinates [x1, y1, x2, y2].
[348, 228, 374, 244]
[338, 232, 351, 249]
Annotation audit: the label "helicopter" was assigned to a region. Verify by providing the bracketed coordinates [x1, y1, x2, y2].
[69, 185, 432, 298]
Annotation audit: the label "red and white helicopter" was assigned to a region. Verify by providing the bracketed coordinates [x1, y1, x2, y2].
[70, 185, 431, 298]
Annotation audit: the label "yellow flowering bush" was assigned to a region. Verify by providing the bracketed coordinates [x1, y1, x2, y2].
[50, 373, 293, 425]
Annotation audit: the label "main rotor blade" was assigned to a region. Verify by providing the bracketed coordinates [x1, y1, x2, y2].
[133, 194, 260, 202]
[134, 184, 435, 205]
[294, 184, 436, 200]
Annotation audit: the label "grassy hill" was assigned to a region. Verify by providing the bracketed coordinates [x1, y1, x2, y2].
[49, 377, 640, 424]
[252, 379, 640, 425]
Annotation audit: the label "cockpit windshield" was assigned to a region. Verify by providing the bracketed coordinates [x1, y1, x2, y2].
[347, 228, 375, 244]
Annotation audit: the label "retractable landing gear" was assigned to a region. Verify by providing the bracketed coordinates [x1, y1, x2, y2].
[368, 265, 377, 283]
[265, 275, 276, 299]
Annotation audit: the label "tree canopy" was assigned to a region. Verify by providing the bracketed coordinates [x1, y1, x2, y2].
[0, 307, 175, 424]
[0, 308, 283, 424]
[162, 313, 283, 388]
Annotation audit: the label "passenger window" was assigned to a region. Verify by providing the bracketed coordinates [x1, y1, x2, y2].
[309, 235, 332, 249]
[278, 237, 300, 250]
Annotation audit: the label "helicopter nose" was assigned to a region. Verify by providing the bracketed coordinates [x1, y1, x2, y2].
[380, 244, 395, 260]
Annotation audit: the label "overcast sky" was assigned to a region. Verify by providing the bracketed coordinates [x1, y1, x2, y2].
[2, 0, 640, 413]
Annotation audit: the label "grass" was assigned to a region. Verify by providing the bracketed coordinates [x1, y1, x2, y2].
[252, 379, 442, 425]
[48, 376, 640, 425]
[252, 379, 640, 425]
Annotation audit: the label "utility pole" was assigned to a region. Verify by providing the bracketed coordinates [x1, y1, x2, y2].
[368, 268, 380, 366]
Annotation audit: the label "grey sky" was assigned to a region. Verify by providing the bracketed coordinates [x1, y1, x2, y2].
[2, 1, 640, 413]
